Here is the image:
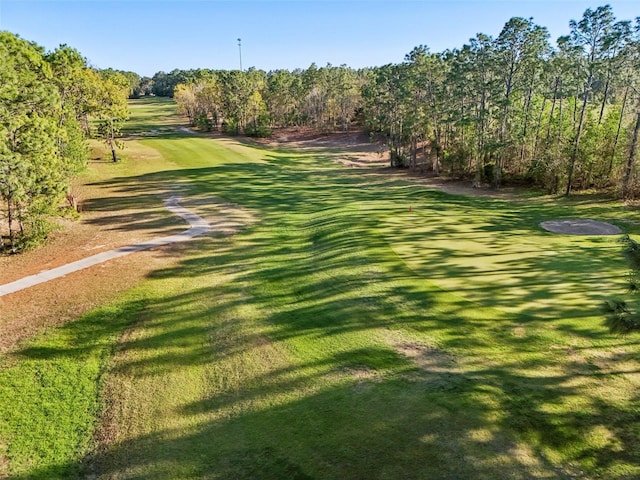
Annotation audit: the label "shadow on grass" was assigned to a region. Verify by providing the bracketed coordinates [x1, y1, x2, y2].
[10, 135, 640, 478]
[68, 138, 640, 355]
[14, 209, 640, 478]
[81, 144, 637, 324]
[14, 273, 640, 479]
[121, 97, 182, 135]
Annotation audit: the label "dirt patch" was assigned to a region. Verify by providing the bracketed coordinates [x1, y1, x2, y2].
[395, 342, 456, 373]
[259, 127, 386, 164]
[263, 127, 372, 146]
[342, 366, 379, 381]
[540, 219, 622, 235]
[183, 195, 257, 236]
[0, 247, 176, 354]
[0, 195, 254, 354]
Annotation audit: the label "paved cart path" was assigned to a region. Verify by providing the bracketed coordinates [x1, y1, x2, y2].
[0, 197, 210, 297]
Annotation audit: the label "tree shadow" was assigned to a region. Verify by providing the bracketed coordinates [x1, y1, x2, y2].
[14, 310, 640, 479]
[9, 133, 640, 478]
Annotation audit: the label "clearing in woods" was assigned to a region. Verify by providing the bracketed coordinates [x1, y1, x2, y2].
[1, 97, 639, 479]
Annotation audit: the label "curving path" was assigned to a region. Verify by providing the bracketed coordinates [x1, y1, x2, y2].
[0, 197, 210, 297]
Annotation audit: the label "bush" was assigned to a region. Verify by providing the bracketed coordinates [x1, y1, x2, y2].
[222, 120, 239, 135]
[483, 163, 494, 183]
[195, 114, 213, 132]
[1, 217, 57, 254]
[245, 124, 271, 138]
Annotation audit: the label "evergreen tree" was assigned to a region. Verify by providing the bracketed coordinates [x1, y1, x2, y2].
[0, 32, 63, 250]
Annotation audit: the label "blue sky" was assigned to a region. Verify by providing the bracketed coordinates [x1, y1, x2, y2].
[0, 1, 638, 76]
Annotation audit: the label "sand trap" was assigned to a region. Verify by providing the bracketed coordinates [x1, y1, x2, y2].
[540, 219, 622, 235]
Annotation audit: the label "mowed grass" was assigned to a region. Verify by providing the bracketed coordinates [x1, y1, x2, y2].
[1, 98, 640, 479]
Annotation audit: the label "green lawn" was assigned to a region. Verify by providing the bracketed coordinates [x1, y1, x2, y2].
[1, 98, 639, 479]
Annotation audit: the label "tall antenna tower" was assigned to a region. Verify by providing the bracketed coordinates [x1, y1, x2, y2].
[237, 38, 243, 71]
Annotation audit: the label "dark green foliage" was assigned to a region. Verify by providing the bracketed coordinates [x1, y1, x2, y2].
[621, 234, 640, 271]
[0, 32, 61, 251]
[0, 33, 129, 251]
[245, 124, 272, 138]
[603, 299, 640, 333]
[194, 113, 212, 131]
[60, 117, 89, 176]
[222, 119, 240, 135]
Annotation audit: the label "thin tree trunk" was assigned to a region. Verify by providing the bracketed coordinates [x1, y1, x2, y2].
[607, 86, 629, 176]
[17, 204, 24, 236]
[550, 94, 563, 194]
[109, 118, 118, 162]
[545, 78, 559, 144]
[7, 198, 13, 247]
[557, 94, 563, 146]
[481, 81, 489, 181]
[532, 96, 547, 159]
[475, 103, 484, 183]
[433, 127, 441, 176]
[410, 136, 417, 170]
[496, 110, 508, 188]
[621, 108, 640, 199]
[598, 70, 611, 125]
[80, 114, 91, 136]
[566, 82, 591, 196]
[519, 85, 535, 166]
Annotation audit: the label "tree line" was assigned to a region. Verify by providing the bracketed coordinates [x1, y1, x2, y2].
[169, 64, 364, 136]
[3, 6, 639, 250]
[0, 32, 130, 251]
[163, 5, 639, 197]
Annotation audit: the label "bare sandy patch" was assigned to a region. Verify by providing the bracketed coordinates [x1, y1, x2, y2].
[395, 341, 456, 373]
[181, 195, 257, 236]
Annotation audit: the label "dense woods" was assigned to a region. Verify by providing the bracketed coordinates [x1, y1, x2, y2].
[2, 5, 640, 252]
[167, 5, 640, 197]
[168, 64, 364, 136]
[0, 32, 130, 251]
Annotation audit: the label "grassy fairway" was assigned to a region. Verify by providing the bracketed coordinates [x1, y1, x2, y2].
[1, 98, 639, 479]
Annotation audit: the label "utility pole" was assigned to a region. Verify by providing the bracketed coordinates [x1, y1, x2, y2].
[237, 38, 243, 71]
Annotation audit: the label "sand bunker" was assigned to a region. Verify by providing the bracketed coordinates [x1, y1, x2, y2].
[540, 219, 622, 235]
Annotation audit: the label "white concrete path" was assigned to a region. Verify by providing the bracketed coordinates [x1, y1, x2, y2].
[0, 197, 210, 297]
